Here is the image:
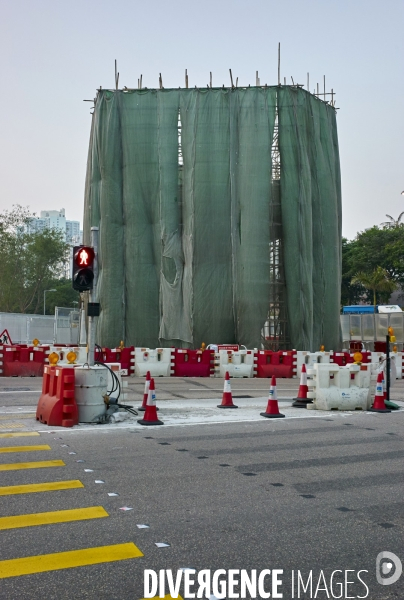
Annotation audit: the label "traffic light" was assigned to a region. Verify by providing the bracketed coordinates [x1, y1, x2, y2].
[72, 246, 95, 291]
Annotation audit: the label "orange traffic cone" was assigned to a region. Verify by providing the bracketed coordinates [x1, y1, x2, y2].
[370, 372, 391, 413]
[292, 363, 310, 407]
[138, 371, 151, 411]
[260, 376, 285, 418]
[217, 371, 238, 408]
[137, 378, 164, 425]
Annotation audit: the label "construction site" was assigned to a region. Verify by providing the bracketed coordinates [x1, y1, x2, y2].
[83, 65, 342, 352]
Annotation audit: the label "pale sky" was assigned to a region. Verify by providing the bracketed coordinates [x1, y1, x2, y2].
[1, 0, 403, 239]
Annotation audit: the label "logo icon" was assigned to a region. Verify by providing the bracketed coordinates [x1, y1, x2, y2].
[376, 551, 402, 585]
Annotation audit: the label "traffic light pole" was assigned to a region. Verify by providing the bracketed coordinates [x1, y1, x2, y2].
[88, 226, 99, 366]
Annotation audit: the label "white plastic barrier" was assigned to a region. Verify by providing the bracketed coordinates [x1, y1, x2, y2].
[370, 352, 402, 379]
[296, 351, 333, 374]
[104, 363, 129, 402]
[133, 348, 175, 377]
[306, 363, 372, 411]
[391, 352, 402, 379]
[214, 349, 257, 378]
[45, 346, 88, 366]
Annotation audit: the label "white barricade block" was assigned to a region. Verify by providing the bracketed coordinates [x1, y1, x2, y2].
[369, 352, 402, 379]
[104, 363, 129, 401]
[45, 346, 88, 366]
[214, 349, 257, 378]
[296, 351, 332, 374]
[134, 348, 175, 377]
[306, 363, 371, 411]
[391, 352, 402, 379]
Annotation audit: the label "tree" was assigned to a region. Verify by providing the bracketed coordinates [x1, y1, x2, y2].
[341, 237, 364, 305]
[0, 205, 79, 314]
[351, 267, 397, 307]
[343, 226, 404, 292]
[381, 212, 404, 228]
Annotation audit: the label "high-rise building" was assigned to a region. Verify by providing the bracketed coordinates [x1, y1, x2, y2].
[27, 209, 83, 277]
[27, 209, 82, 243]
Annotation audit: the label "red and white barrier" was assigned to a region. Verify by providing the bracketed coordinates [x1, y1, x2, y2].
[133, 348, 175, 377]
[214, 349, 257, 378]
[0, 345, 50, 377]
[256, 350, 297, 379]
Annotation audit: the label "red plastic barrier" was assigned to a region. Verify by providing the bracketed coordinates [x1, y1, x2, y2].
[1, 345, 49, 377]
[36, 365, 78, 427]
[374, 341, 387, 353]
[95, 346, 134, 375]
[256, 350, 296, 378]
[173, 349, 214, 377]
[332, 352, 351, 366]
[350, 351, 372, 364]
[349, 341, 363, 351]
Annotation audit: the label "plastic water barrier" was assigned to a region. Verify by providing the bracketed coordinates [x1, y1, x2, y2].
[96, 347, 134, 376]
[256, 350, 297, 378]
[296, 351, 332, 374]
[133, 348, 175, 377]
[173, 349, 215, 377]
[46, 346, 88, 367]
[0, 345, 50, 377]
[214, 349, 257, 378]
[36, 365, 78, 427]
[306, 362, 372, 411]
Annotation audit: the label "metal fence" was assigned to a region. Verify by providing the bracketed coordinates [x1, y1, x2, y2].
[340, 313, 404, 345]
[0, 308, 80, 345]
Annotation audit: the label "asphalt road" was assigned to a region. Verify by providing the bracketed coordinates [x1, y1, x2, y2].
[0, 376, 403, 599]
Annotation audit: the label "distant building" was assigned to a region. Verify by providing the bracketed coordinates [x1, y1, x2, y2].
[28, 209, 82, 244]
[27, 208, 83, 277]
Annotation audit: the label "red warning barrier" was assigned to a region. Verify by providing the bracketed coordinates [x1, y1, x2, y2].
[94, 346, 134, 376]
[36, 365, 78, 427]
[332, 352, 352, 367]
[256, 350, 297, 378]
[350, 351, 372, 364]
[173, 349, 215, 377]
[1, 345, 50, 377]
[374, 341, 387, 353]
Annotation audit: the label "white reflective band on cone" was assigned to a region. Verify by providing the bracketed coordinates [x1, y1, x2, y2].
[146, 389, 154, 406]
[269, 386, 277, 399]
[224, 381, 231, 393]
[301, 372, 307, 385]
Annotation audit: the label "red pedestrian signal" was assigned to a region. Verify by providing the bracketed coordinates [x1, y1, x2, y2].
[72, 246, 95, 291]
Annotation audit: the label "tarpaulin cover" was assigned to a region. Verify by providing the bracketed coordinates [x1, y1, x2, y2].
[84, 86, 341, 351]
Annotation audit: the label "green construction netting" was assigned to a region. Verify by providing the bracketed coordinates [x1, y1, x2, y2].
[278, 87, 341, 350]
[84, 86, 342, 350]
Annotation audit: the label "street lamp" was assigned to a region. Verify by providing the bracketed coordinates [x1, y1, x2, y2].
[43, 289, 56, 315]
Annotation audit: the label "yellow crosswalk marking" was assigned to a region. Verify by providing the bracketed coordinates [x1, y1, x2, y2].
[0, 460, 65, 471]
[0, 506, 108, 530]
[0, 445, 50, 453]
[0, 414, 34, 420]
[0, 543, 144, 578]
[0, 432, 40, 438]
[0, 480, 84, 496]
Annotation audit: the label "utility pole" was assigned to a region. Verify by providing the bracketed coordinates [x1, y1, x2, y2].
[87, 226, 99, 366]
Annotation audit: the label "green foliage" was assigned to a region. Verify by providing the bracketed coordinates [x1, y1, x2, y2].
[45, 279, 80, 315]
[341, 238, 364, 306]
[342, 225, 404, 307]
[0, 205, 80, 314]
[351, 267, 397, 306]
